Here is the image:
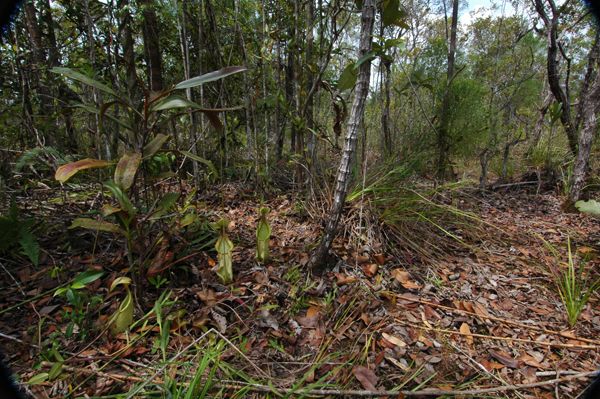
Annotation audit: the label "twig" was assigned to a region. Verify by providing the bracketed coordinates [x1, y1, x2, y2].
[216, 371, 597, 397]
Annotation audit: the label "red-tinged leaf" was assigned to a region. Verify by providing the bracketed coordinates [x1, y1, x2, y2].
[114, 152, 141, 190]
[297, 306, 321, 328]
[373, 253, 386, 265]
[352, 365, 378, 391]
[146, 250, 174, 278]
[55, 158, 111, 183]
[489, 350, 520, 369]
[361, 263, 378, 277]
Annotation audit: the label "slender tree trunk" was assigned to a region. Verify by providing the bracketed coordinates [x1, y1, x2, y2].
[178, 0, 200, 182]
[533, 0, 577, 155]
[83, 0, 103, 158]
[24, 0, 54, 145]
[569, 73, 600, 204]
[309, 0, 375, 269]
[436, 0, 458, 181]
[139, 0, 164, 92]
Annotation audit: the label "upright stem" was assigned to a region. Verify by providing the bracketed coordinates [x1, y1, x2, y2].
[309, 0, 375, 269]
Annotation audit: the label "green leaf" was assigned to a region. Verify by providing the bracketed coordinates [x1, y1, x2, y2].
[69, 218, 125, 235]
[174, 66, 247, 90]
[355, 52, 376, 68]
[110, 276, 132, 291]
[180, 151, 218, 176]
[55, 158, 111, 183]
[152, 192, 180, 218]
[575, 200, 600, 217]
[73, 104, 134, 131]
[104, 181, 136, 218]
[114, 152, 142, 191]
[73, 270, 104, 286]
[151, 95, 200, 111]
[19, 229, 39, 266]
[28, 373, 49, 385]
[338, 63, 358, 91]
[382, 0, 409, 28]
[51, 67, 116, 96]
[143, 134, 170, 158]
[48, 362, 63, 380]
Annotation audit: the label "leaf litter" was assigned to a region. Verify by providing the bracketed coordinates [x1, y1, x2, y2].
[0, 184, 598, 398]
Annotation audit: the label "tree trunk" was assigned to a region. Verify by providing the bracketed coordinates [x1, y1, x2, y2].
[309, 0, 375, 269]
[569, 74, 600, 204]
[436, 0, 459, 181]
[533, 0, 578, 155]
[139, 0, 164, 92]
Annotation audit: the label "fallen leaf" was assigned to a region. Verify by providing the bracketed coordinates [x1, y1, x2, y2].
[489, 350, 519, 369]
[352, 365, 378, 391]
[382, 332, 407, 348]
[459, 322, 473, 347]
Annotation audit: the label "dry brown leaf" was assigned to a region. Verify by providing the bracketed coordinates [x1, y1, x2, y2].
[335, 273, 358, 286]
[381, 332, 407, 348]
[352, 365, 378, 391]
[459, 322, 474, 347]
[489, 349, 519, 368]
[361, 263, 379, 277]
[391, 269, 421, 290]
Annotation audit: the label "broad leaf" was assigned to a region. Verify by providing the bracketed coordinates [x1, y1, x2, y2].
[152, 192, 180, 218]
[174, 66, 247, 90]
[143, 134, 170, 158]
[180, 151, 218, 176]
[55, 158, 111, 183]
[104, 181, 136, 217]
[338, 63, 358, 91]
[72, 270, 104, 287]
[69, 218, 124, 235]
[575, 200, 600, 217]
[110, 276, 132, 291]
[19, 229, 39, 266]
[382, 0, 409, 28]
[114, 152, 141, 191]
[151, 95, 200, 111]
[51, 67, 116, 96]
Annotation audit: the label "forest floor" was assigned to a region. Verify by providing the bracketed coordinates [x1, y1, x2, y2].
[0, 182, 599, 398]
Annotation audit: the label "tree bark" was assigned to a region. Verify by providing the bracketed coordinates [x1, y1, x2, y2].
[569, 72, 600, 204]
[533, 0, 578, 155]
[139, 0, 164, 92]
[309, 0, 375, 269]
[436, 0, 459, 181]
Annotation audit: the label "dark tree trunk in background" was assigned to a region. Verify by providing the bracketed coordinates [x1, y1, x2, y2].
[139, 0, 164, 92]
[436, 0, 458, 181]
[309, 0, 375, 269]
[24, 0, 53, 145]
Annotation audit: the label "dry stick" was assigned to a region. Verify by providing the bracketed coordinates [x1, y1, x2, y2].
[216, 371, 598, 397]
[394, 318, 600, 349]
[39, 362, 599, 398]
[388, 292, 600, 345]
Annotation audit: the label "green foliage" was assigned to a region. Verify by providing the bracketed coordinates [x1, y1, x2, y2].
[576, 199, 600, 216]
[54, 270, 104, 338]
[0, 202, 40, 266]
[543, 237, 600, 327]
[15, 146, 64, 174]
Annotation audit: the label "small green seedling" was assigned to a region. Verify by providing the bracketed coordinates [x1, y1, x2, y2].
[256, 207, 271, 262]
[213, 219, 234, 284]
